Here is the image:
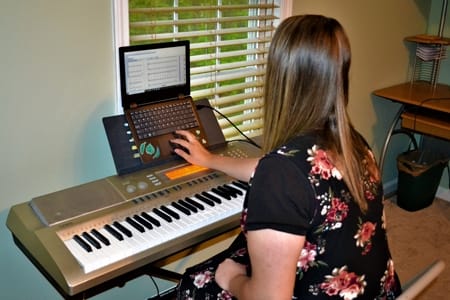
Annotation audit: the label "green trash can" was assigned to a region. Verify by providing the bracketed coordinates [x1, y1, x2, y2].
[396, 150, 448, 212]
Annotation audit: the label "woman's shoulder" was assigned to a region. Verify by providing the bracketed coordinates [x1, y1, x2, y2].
[265, 134, 319, 162]
[255, 134, 320, 181]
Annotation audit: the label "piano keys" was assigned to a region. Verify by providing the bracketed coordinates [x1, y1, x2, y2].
[63, 181, 248, 274]
[6, 141, 260, 298]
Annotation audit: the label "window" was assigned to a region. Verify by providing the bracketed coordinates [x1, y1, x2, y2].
[114, 0, 290, 140]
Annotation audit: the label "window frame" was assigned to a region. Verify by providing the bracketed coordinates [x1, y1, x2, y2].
[113, 0, 292, 139]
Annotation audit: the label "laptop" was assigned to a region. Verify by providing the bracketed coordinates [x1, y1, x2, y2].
[118, 40, 208, 164]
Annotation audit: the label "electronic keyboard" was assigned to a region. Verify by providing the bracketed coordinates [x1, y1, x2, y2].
[6, 141, 260, 298]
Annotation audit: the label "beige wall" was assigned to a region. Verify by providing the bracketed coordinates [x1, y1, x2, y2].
[292, 0, 431, 185]
[0, 0, 117, 213]
[0, 1, 119, 299]
[0, 1, 443, 299]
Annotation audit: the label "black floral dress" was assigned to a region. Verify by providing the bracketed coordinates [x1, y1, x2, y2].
[176, 134, 401, 299]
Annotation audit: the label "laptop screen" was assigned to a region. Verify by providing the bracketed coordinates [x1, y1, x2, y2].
[119, 40, 190, 109]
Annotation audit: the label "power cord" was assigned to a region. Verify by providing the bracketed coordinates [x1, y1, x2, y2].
[411, 97, 450, 132]
[196, 104, 261, 149]
[147, 275, 179, 300]
[147, 276, 160, 300]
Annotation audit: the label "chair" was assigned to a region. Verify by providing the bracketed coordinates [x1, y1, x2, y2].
[397, 259, 446, 300]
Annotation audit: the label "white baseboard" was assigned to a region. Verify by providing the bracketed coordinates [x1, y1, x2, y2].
[436, 186, 450, 202]
[383, 179, 450, 202]
[383, 179, 398, 197]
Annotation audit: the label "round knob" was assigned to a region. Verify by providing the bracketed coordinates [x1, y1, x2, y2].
[137, 181, 149, 190]
[126, 184, 136, 193]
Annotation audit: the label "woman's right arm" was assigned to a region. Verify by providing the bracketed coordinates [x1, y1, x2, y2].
[199, 154, 260, 182]
[171, 130, 260, 182]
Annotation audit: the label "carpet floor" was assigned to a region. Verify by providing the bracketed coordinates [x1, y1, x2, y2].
[385, 197, 450, 299]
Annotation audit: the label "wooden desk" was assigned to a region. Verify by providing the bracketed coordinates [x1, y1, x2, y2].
[374, 81, 450, 113]
[373, 81, 450, 173]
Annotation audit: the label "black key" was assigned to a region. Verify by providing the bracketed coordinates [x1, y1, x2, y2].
[233, 180, 249, 190]
[195, 193, 215, 206]
[211, 187, 231, 200]
[172, 201, 191, 215]
[141, 212, 161, 227]
[113, 221, 133, 238]
[185, 197, 205, 210]
[179, 198, 198, 213]
[224, 184, 243, 196]
[73, 234, 92, 252]
[82, 232, 101, 249]
[218, 185, 237, 198]
[160, 205, 180, 220]
[104, 224, 124, 241]
[202, 191, 222, 204]
[153, 208, 172, 222]
[91, 228, 110, 246]
[126, 217, 145, 233]
[133, 214, 153, 230]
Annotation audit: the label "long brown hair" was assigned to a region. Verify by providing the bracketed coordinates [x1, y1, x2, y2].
[263, 15, 378, 212]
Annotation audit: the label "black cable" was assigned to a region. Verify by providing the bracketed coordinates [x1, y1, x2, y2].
[416, 97, 450, 188]
[420, 97, 450, 103]
[409, 96, 450, 141]
[147, 276, 160, 300]
[196, 104, 261, 149]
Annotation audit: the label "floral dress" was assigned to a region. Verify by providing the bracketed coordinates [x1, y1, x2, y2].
[176, 134, 401, 300]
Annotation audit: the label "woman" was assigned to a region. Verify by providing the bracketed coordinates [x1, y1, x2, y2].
[171, 14, 401, 299]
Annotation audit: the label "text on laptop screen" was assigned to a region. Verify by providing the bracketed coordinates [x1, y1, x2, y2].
[124, 45, 187, 95]
[119, 40, 190, 109]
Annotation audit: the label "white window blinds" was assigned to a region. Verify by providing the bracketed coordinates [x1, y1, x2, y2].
[126, 0, 280, 140]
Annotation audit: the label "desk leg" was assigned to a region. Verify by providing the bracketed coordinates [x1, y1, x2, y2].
[379, 105, 404, 176]
[379, 105, 420, 196]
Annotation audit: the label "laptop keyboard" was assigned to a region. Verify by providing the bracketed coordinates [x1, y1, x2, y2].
[129, 99, 199, 140]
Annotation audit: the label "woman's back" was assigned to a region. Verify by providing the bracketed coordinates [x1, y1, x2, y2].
[174, 15, 401, 299]
[244, 133, 401, 299]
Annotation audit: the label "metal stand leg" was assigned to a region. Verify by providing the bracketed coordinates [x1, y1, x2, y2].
[379, 105, 405, 175]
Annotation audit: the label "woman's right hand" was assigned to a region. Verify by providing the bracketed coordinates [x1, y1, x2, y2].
[170, 130, 216, 168]
[171, 130, 260, 182]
